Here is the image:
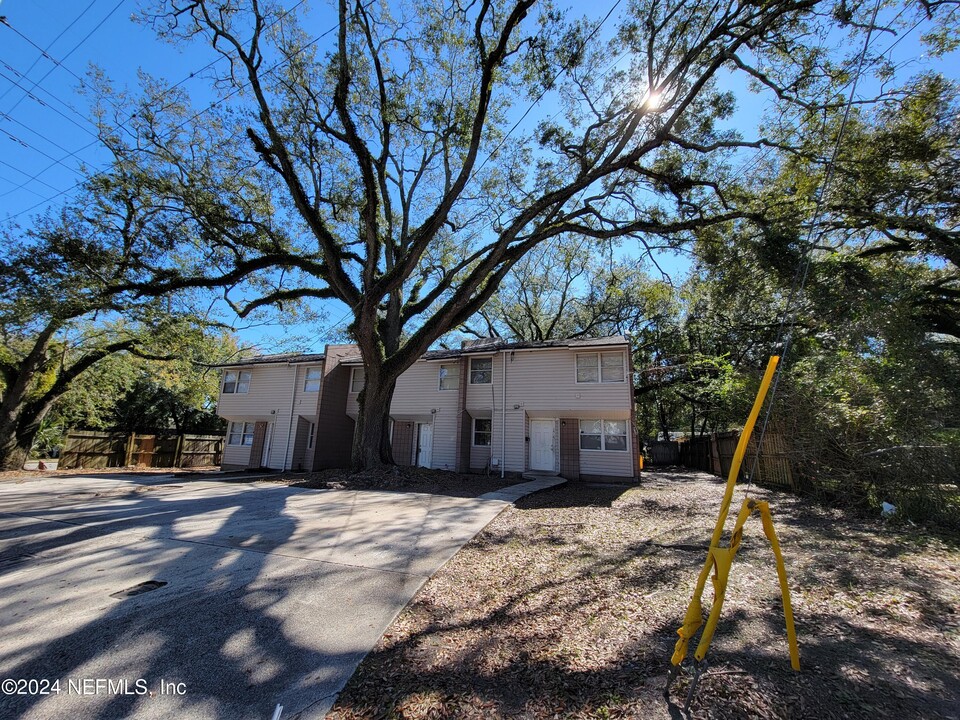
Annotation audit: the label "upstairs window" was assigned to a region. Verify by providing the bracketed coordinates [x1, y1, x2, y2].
[223, 370, 251, 394]
[470, 357, 492, 384]
[350, 367, 366, 393]
[576, 352, 625, 383]
[228, 422, 255, 446]
[439, 363, 460, 390]
[303, 367, 323, 392]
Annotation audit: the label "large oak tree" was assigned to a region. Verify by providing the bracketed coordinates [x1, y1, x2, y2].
[118, 0, 929, 468]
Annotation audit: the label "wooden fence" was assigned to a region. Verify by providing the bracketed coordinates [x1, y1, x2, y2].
[646, 440, 680, 466]
[676, 429, 795, 489]
[59, 431, 223, 470]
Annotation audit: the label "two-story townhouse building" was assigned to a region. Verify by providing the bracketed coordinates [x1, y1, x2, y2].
[216, 335, 639, 480]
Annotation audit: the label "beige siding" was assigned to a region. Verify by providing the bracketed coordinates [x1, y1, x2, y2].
[292, 365, 324, 415]
[470, 347, 632, 474]
[221, 440, 251, 468]
[469, 444, 491, 471]
[579, 435, 635, 477]
[578, 413, 635, 477]
[346, 360, 460, 471]
[217, 363, 317, 470]
[292, 344, 633, 475]
[473, 347, 631, 416]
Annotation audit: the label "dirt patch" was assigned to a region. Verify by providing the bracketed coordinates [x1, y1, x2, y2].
[235, 466, 518, 498]
[328, 468, 960, 720]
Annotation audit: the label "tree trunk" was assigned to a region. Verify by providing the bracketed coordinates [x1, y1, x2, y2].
[0, 407, 48, 471]
[351, 373, 399, 470]
[0, 419, 31, 471]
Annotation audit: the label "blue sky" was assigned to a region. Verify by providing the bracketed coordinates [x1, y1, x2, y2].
[0, 0, 956, 352]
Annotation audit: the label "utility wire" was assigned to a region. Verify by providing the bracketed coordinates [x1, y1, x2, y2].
[475, 0, 623, 175]
[743, 0, 884, 495]
[0, 0, 126, 121]
[3, 0, 316, 218]
[0, 0, 99, 106]
[0, 65, 99, 136]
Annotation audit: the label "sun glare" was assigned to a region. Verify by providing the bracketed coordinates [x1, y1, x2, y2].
[643, 90, 664, 112]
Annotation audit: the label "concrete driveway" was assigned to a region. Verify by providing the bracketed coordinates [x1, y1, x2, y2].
[0, 472, 561, 720]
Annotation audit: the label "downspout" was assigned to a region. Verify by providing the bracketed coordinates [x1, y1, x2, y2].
[501, 350, 506, 479]
[282, 364, 298, 471]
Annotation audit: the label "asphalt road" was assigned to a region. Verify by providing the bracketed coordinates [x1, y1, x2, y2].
[0, 471, 562, 719]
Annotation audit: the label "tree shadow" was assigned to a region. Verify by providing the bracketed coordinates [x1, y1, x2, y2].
[330, 467, 960, 720]
[0, 480, 438, 719]
[515, 481, 632, 509]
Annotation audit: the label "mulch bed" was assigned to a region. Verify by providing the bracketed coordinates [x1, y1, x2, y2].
[327, 468, 960, 720]
[244, 465, 518, 498]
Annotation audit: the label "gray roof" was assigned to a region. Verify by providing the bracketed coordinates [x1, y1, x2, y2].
[214, 352, 326, 368]
[339, 334, 629, 364]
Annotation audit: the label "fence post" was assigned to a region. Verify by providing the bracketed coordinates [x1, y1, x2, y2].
[124, 432, 135, 467]
[174, 434, 185, 468]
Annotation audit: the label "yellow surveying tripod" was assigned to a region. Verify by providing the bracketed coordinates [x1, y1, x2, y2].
[665, 356, 800, 709]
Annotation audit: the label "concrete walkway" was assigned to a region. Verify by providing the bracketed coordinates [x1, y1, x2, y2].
[0, 472, 564, 720]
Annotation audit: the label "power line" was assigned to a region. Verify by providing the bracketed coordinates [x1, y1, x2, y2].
[0, 64, 99, 136]
[743, 0, 885, 495]
[0, 0, 100, 106]
[0, 127, 90, 177]
[0, 0, 126, 121]
[3, 0, 317, 218]
[475, 0, 624, 175]
[0, 156, 62, 194]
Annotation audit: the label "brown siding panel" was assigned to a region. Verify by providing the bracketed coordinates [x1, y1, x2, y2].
[559, 418, 580, 480]
[291, 416, 313, 471]
[311, 345, 358, 470]
[456, 357, 470, 471]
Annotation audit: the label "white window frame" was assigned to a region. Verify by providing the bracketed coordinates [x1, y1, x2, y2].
[303, 367, 322, 392]
[579, 419, 629, 451]
[473, 418, 492, 446]
[469, 357, 493, 384]
[575, 352, 626, 384]
[228, 421, 255, 446]
[438, 363, 460, 391]
[223, 370, 252, 394]
[350, 367, 365, 393]
[307, 421, 316, 450]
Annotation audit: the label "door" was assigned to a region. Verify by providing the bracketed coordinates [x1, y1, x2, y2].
[530, 419, 555, 472]
[248, 421, 268, 469]
[261, 423, 273, 467]
[416, 423, 433, 468]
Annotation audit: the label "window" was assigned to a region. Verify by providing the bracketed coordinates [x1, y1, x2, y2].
[576, 352, 625, 383]
[579, 419, 628, 451]
[470, 357, 492, 384]
[438, 363, 460, 390]
[223, 370, 251, 394]
[303, 367, 322, 392]
[228, 421, 255, 446]
[473, 418, 492, 446]
[307, 422, 315, 450]
[350, 367, 365, 393]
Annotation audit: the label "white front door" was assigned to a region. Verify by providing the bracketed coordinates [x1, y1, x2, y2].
[416, 423, 433, 468]
[530, 419, 555, 472]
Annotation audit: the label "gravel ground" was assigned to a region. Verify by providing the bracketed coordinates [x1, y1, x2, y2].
[327, 467, 960, 720]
